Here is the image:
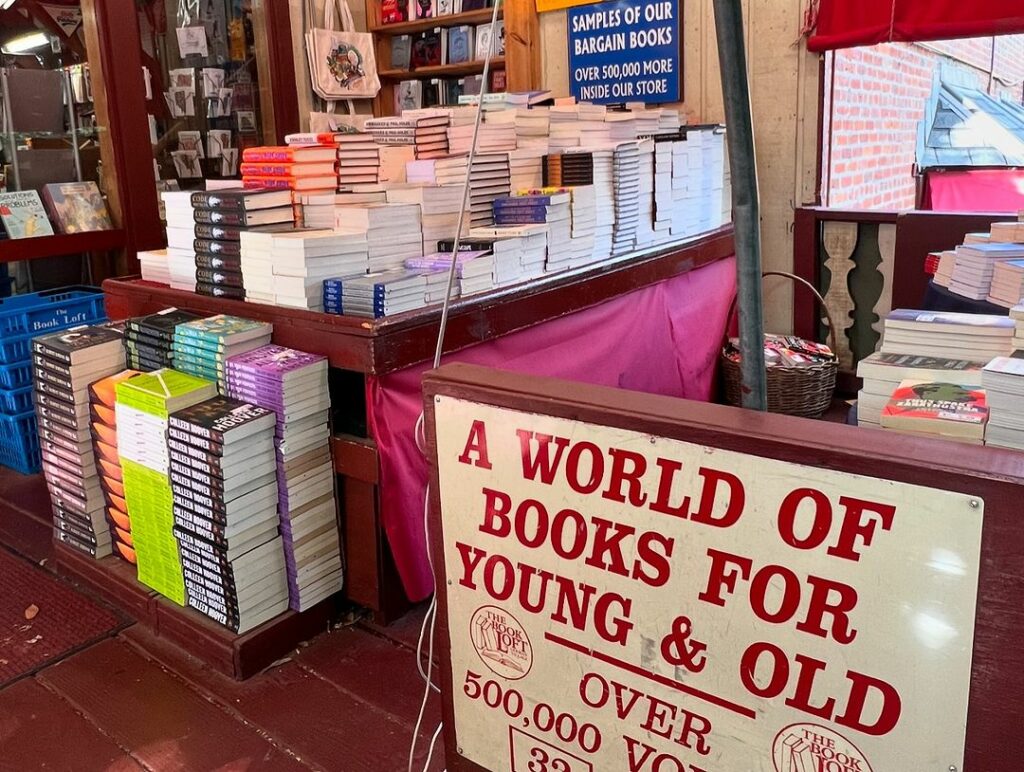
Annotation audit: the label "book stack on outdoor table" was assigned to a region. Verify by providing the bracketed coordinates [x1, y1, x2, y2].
[172, 315, 273, 394]
[124, 309, 204, 372]
[856, 353, 984, 428]
[32, 326, 126, 558]
[240, 146, 339, 194]
[880, 380, 988, 444]
[879, 309, 1014, 361]
[168, 396, 289, 632]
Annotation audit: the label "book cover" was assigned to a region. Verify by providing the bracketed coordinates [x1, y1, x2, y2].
[176, 314, 272, 343]
[381, 0, 410, 23]
[474, 24, 494, 59]
[391, 35, 412, 70]
[881, 380, 988, 430]
[412, 29, 443, 68]
[32, 325, 123, 365]
[128, 309, 204, 340]
[240, 147, 336, 164]
[0, 190, 54, 239]
[41, 182, 113, 234]
[414, 0, 435, 19]
[190, 188, 295, 210]
[169, 396, 275, 444]
[226, 344, 326, 379]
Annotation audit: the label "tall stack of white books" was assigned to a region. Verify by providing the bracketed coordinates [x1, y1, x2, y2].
[299, 192, 336, 229]
[139, 249, 171, 285]
[948, 242, 1024, 300]
[720, 131, 733, 227]
[238, 226, 300, 305]
[932, 250, 957, 288]
[981, 356, 1024, 449]
[880, 309, 1014, 360]
[431, 154, 510, 227]
[988, 221, 1024, 243]
[515, 108, 550, 149]
[508, 149, 546, 192]
[1012, 303, 1024, 351]
[466, 226, 548, 285]
[855, 352, 985, 428]
[605, 113, 639, 143]
[335, 203, 423, 272]
[335, 133, 381, 188]
[963, 232, 991, 245]
[653, 138, 675, 237]
[611, 142, 641, 255]
[634, 139, 657, 250]
[269, 230, 369, 311]
[385, 184, 470, 254]
[698, 129, 727, 233]
[564, 185, 597, 268]
[161, 191, 199, 291]
[492, 193, 572, 274]
[625, 108, 660, 137]
[671, 132, 703, 239]
[987, 259, 1024, 307]
[447, 122, 517, 155]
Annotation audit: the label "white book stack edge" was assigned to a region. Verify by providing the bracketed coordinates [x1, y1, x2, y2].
[982, 356, 1024, 449]
[879, 309, 1015, 361]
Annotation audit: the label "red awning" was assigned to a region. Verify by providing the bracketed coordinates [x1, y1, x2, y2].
[807, 1, 1024, 52]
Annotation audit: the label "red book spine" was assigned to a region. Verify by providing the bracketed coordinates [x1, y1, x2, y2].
[241, 148, 292, 163]
[239, 163, 292, 176]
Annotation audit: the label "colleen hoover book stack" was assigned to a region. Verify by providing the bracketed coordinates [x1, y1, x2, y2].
[32, 326, 126, 557]
[226, 345, 342, 611]
[116, 369, 217, 603]
[89, 369, 140, 563]
[124, 309, 204, 372]
[167, 396, 288, 632]
[191, 188, 297, 300]
[173, 315, 273, 393]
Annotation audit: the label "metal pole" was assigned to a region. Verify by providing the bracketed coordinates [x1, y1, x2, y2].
[712, 0, 766, 410]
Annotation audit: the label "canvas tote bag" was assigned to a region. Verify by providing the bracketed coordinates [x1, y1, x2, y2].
[305, 0, 381, 101]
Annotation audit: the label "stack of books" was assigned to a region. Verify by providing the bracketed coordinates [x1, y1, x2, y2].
[880, 309, 1014, 360]
[855, 352, 984, 428]
[191, 188, 295, 300]
[493, 193, 571, 270]
[507, 149, 546, 191]
[116, 369, 218, 603]
[225, 345, 342, 611]
[386, 184, 469, 254]
[932, 250, 957, 288]
[634, 140, 657, 250]
[653, 137, 675, 237]
[268, 230, 369, 311]
[138, 249, 171, 286]
[335, 203, 423, 272]
[948, 242, 1024, 301]
[240, 146, 338, 192]
[981, 357, 1024, 449]
[425, 153, 511, 227]
[514, 108, 550, 150]
[167, 396, 289, 632]
[173, 315, 274, 393]
[237, 224, 304, 305]
[323, 269, 448, 317]
[963, 232, 991, 245]
[460, 228, 547, 286]
[32, 326, 126, 558]
[378, 145, 417, 184]
[611, 142, 641, 255]
[446, 122, 517, 155]
[89, 369, 140, 563]
[336, 133, 381, 188]
[124, 309, 203, 372]
[364, 113, 449, 159]
[988, 221, 1024, 243]
[161, 191, 200, 291]
[1012, 303, 1024, 351]
[299, 193, 337, 229]
[988, 259, 1024, 307]
[880, 379, 988, 444]
[405, 251, 494, 299]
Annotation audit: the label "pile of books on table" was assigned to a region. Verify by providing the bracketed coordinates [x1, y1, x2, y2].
[988, 259, 1024, 308]
[124, 309, 203, 372]
[173, 315, 274, 393]
[240, 146, 338, 193]
[879, 379, 988, 444]
[161, 191, 201, 292]
[365, 113, 449, 159]
[386, 184, 470, 254]
[947, 242, 1024, 302]
[405, 250, 493, 299]
[270, 230, 369, 311]
[336, 203, 423, 273]
[335, 133, 382, 188]
[879, 309, 1014, 361]
[323, 268, 452, 318]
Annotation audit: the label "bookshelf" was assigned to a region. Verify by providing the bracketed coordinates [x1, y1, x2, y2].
[366, 0, 539, 115]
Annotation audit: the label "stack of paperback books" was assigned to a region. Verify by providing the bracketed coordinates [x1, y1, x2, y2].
[611, 142, 641, 255]
[167, 396, 289, 631]
[405, 251, 495, 299]
[239, 146, 338, 192]
[493, 192, 571, 268]
[947, 242, 1024, 302]
[634, 141, 657, 250]
[161, 191, 200, 291]
[514, 108, 550, 150]
[880, 380, 988, 444]
[987, 258, 1024, 307]
[931, 250, 957, 288]
[173, 315, 274, 393]
[116, 369, 218, 602]
[89, 369, 140, 563]
[507, 149, 546, 192]
[32, 326, 126, 557]
[446, 121, 517, 154]
[191, 188, 295, 300]
[267, 230, 369, 311]
[1012, 303, 1024, 351]
[981, 357, 1024, 449]
[880, 309, 1014, 361]
[459, 228, 548, 286]
[427, 153, 510, 227]
[138, 249, 171, 286]
[386, 184, 470, 254]
[237, 224, 306, 305]
[365, 113, 449, 159]
[125, 309, 204, 372]
[335, 203, 423, 272]
[855, 352, 984, 428]
[226, 346, 342, 610]
[988, 220, 1024, 243]
[535, 185, 597, 270]
[336, 133, 382, 188]
[323, 269, 448, 317]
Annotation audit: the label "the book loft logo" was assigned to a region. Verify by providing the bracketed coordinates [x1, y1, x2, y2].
[773, 723, 873, 772]
[470, 605, 533, 680]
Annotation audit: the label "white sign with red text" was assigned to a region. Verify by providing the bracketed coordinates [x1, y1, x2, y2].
[433, 397, 982, 772]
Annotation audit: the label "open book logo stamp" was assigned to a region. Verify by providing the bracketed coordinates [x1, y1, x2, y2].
[470, 606, 533, 680]
[773, 723, 873, 772]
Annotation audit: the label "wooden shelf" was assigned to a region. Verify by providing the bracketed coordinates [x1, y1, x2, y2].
[370, 7, 501, 35]
[379, 57, 505, 80]
[0, 229, 126, 263]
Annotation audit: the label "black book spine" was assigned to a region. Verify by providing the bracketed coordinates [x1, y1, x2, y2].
[34, 391, 81, 421]
[54, 528, 103, 556]
[190, 192, 247, 211]
[193, 208, 249, 226]
[195, 253, 242, 272]
[183, 575, 241, 618]
[194, 268, 245, 288]
[173, 506, 233, 540]
[184, 594, 241, 632]
[41, 430, 87, 458]
[170, 469, 225, 498]
[50, 487, 90, 517]
[193, 238, 242, 257]
[194, 222, 244, 241]
[180, 555, 237, 593]
[54, 512, 101, 545]
[168, 449, 231, 481]
[170, 482, 225, 516]
[38, 416, 85, 445]
[436, 239, 496, 252]
[33, 356, 77, 390]
[36, 402, 81, 432]
[168, 427, 226, 454]
[31, 340, 72, 365]
[196, 282, 246, 300]
[173, 499, 228, 528]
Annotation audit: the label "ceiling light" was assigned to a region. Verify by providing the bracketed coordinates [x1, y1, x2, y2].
[2, 31, 49, 55]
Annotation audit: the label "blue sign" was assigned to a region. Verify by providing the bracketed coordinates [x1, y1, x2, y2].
[567, 0, 681, 105]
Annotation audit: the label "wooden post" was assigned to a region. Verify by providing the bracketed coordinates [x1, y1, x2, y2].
[503, 0, 541, 92]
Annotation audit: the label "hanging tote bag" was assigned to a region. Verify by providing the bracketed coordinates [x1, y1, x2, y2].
[305, 0, 381, 101]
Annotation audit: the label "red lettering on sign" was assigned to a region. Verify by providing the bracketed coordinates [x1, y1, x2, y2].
[777, 488, 832, 550]
[457, 419, 492, 469]
[517, 430, 570, 484]
[603, 447, 650, 507]
[689, 468, 745, 528]
[828, 497, 896, 562]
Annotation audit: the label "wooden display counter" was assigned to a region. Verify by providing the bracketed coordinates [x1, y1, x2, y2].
[74, 226, 734, 674]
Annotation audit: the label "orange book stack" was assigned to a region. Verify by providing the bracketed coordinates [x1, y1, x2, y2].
[89, 369, 140, 563]
[240, 145, 339, 194]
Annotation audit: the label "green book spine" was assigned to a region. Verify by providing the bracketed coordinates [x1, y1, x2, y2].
[121, 459, 185, 605]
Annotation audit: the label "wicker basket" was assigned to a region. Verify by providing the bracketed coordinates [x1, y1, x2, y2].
[721, 271, 838, 418]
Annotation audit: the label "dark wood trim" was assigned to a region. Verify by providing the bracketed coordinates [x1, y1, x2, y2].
[103, 226, 735, 374]
[791, 207, 820, 340]
[332, 434, 379, 484]
[0, 230, 125, 263]
[422, 363, 1024, 771]
[797, 206, 899, 224]
[262, 0, 302, 144]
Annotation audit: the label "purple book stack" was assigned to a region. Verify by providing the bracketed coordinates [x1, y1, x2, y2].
[224, 344, 341, 611]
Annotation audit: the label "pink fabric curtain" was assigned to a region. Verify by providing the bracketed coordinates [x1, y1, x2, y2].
[922, 170, 1024, 213]
[366, 256, 737, 601]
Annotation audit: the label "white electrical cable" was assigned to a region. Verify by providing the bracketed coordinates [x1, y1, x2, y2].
[408, 2, 504, 768]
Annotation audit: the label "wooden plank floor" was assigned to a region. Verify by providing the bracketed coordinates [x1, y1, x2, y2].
[0, 469, 445, 772]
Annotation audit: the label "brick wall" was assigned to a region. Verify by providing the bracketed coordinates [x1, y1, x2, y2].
[823, 36, 1024, 210]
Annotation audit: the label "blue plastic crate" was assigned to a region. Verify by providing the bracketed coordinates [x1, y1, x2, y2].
[0, 384, 34, 415]
[0, 411, 40, 474]
[0, 361, 33, 389]
[0, 286, 106, 338]
[0, 316, 109, 365]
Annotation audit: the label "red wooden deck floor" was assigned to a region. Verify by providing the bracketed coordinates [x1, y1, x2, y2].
[0, 468, 445, 771]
